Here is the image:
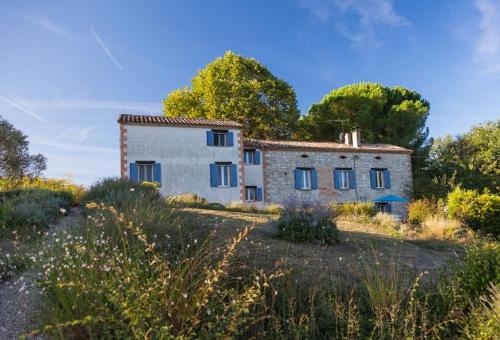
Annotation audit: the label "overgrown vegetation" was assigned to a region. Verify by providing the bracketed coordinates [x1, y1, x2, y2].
[448, 187, 500, 237]
[0, 179, 494, 338]
[332, 201, 376, 220]
[167, 192, 284, 215]
[277, 203, 339, 245]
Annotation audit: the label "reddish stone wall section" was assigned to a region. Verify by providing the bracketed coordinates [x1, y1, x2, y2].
[119, 124, 128, 179]
[317, 166, 338, 202]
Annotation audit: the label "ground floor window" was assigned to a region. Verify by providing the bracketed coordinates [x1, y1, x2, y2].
[375, 202, 391, 213]
[245, 186, 257, 201]
[138, 162, 154, 182]
[217, 164, 230, 187]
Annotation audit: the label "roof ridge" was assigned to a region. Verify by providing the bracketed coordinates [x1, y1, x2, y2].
[118, 113, 243, 128]
[243, 138, 412, 154]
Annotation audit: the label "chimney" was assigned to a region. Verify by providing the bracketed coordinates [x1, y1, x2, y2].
[351, 127, 361, 148]
[344, 131, 352, 145]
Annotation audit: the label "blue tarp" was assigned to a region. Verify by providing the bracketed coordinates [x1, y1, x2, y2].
[373, 195, 409, 203]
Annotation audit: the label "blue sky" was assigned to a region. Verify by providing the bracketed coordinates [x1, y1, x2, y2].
[1, 0, 499, 186]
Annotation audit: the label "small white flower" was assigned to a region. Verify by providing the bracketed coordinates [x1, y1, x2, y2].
[130, 188, 135, 192]
[60, 208, 67, 214]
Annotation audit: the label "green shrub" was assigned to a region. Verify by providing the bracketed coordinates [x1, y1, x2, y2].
[447, 187, 500, 236]
[278, 203, 339, 244]
[82, 178, 161, 206]
[332, 202, 376, 219]
[0, 190, 70, 229]
[408, 199, 439, 225]
[167, 193, 211, 208]
[462, 283, 500, 340]
[453, 241, 500, 304]
[0, 177, 84, 205]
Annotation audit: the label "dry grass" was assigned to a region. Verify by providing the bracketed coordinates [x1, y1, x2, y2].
[183, 208, 463, 285]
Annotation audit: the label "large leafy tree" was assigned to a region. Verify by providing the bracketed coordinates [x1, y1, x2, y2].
[0, 116, 46, 178]
[163, 51, 300, 139]
[299, 82, 432, 196]
[419, 120, 499, 198]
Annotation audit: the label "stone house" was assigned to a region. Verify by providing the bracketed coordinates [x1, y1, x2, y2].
[118, 114, 413, 217]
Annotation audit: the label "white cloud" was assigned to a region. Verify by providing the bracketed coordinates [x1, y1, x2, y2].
[0, 96, 47, 122]
[90, 27, 123, 71]
[299, 0, 410, 48]
[23, 15, 75, 39]
[14, 98, 161, 113]
[32, 138, 118, 154]
[474, 0, 500, 74]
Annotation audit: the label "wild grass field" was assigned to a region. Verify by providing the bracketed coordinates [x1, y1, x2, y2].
[0, 178, 498, 339]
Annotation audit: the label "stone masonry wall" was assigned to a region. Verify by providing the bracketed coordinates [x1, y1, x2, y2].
[263, 150, 413, 217]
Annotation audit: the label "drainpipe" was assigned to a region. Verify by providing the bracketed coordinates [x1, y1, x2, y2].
[353, 155, 359, 201]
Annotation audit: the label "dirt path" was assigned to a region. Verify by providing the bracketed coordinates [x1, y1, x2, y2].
[0, 208, 80, 340]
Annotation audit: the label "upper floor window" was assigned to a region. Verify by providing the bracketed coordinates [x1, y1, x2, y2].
[244, 150, 256, 164]
[334, 168, 356, 190]
[300, 169, 312, 190]
[207, 130, 234, 147]
[294, 168, 318, 190]
[244, 149, 261, 165]
[370, 168, 391, 189]
[375, 169, 384, 189]
[214, 131, 227, 146]
[339, 169, 350, 189]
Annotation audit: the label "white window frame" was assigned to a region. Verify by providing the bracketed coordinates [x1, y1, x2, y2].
[138, 163, 153, 182]
[375, 170, 385, 189]
[244, 150, 256, 164]
[214, 131, 227, 147]
[340, 169, 350, 189]
[299, 169, 312, 190]
[245, 186, 256, 201]
[216, 164, 230, 187]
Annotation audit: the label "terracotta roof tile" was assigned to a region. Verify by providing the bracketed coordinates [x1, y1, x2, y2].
[118, 114, 243, 129]
[244, 138, 412, 154]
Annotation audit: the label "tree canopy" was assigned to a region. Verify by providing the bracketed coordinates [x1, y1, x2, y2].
[419, 120, 499, 198]
[298, 82, 430, 148]
[0, 116, 46, 178]
[163, 51, 300, 140]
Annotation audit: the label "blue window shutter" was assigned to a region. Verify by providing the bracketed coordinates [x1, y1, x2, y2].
[129, 163, 138, 182]
[333, 169, 340, 189]
[256, 187, 263, 201]
[207, 131, 214, 146]
[255, 151, 261, 165]
[384, 169, 391, 189]
[349, 169, 357, 189]
[153, 163, 161, 184]
[210, 164, 218, 187]
[230, 164, 238, 187]
[311, 169, 318, 190]
[387, 203, 392, 213]
[227, 132, 234, 146]
[370, 169, 377, 189]
[294, 169, 302, 190]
